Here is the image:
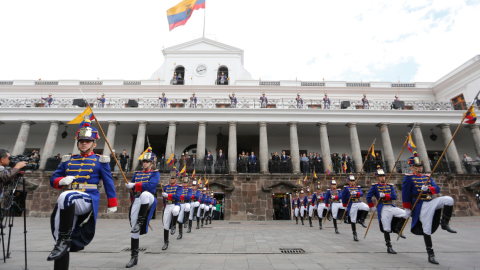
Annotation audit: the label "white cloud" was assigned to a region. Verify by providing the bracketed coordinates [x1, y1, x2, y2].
[0, 0, 478, 82]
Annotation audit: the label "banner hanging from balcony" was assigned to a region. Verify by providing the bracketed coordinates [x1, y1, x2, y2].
[167, 0, 206, 31]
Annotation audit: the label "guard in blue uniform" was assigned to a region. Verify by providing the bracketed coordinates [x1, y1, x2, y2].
[296, 93, 303, 109]
[402, 153, 456, 264]
[48, 117, 117, 269]
[188, 179, 201, 232]
[323, 93, 330, 109]
[341, 174, 369, 241]
[210, 192, 217, 223]
[325, 178, 344, 234]
[161, 170, 182, 250]
[97, 93, 105, 108]
[313, 184, 327, 230]
[125, 148, 159, 268]
[306, 188, 314, 227]
[203, 190, 211, 225]
[177, 174, 192, 240]
[362, 94, 369, 109]
[159, 92, 168, 108]
[43, 93, 53, 107]
[366, 167, 407, 254]
[292, 192, 300, 224]
[190, 92, 197, 108]
[197, 185, 207, 228]
[260, 92, 268, 108]
[298, 189, 307, 225]
[229, 92, 237, 108]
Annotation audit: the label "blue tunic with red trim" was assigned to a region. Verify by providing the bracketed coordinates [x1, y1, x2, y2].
[292, 198, 299, 208]
[299, 196, 307, 207]
[192, 190, 201, 202]
[366, 182, 397, 231]
[130, 169, 159, 235]
[402, 173, 441, 235]
[180, 187, 192, 203]
[50, 152, 117, 252]
[163, 184, 182, 207]
[341, 185, 363, 214]
[325, 189, 341, 208]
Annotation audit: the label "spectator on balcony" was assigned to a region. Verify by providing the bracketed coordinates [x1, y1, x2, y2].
[260, 92, 268, 108]
[172, 72, 178, 85]
[120, 149, 129, 172]
[308, 152, 315, 173]
[205, 151, 214, 168]
[375, 153, 383, 169]
[249, 151, 257, 173]
[238, 151, 248, 173]
[323, 93, 330, 109]
[433, 152, 445, 173]
[296, 93, 303, 109]
[463, 154, 473, 173]
[272, 151, 280, 173]
[54, 153, 61, 160]
[159, 153, 165, 168]
[110, 149, 117, 172]
[362, 94, 369, 109]
[190, 92, 197, 108]
[159, 92, 168, 108]
[391, 94, 400, 110]
[301, 154, 309, 173]
[229, 92, 237, 108]
[42, 93, 53, 107]
[192, 155, 196, 165]
[281, 151, 290, 173]
[216, 149, 225, 173]
[333, 153, 341, 174]
[97, 93, 105, 108]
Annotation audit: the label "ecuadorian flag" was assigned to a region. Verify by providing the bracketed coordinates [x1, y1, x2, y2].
[465, 106, 477, 124]
[167, 0, 206, 31]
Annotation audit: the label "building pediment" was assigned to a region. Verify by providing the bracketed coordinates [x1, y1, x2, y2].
[163, 37, 243, 54]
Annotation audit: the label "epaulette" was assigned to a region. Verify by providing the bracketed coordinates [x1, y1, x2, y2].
[152, 170, 159, 172]
[61, 155, 71, 163]
[327, 189, 330, 190]
[424, 174, 430, 176]
[99, 155, 110, 163]
[371, 183, 376, 185]
[357, 185, 361, 187]
[389, 183, 394, 185]
[405, 173, 413, 176]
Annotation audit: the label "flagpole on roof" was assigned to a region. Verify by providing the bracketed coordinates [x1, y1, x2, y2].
[203, 4, 206, 37]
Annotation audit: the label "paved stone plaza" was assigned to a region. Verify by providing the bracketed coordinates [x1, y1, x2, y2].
[1, 216, 479, 269]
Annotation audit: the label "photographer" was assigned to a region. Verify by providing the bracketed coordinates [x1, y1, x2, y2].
[0, 149, 28, 194]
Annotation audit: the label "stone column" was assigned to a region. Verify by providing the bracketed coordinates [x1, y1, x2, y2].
[377, 122, 395, 172]
[317, 122, 332, 172]
[12, 120, 35, 155]
[39, 121, 63, 170]
[165, 121, 178, 169]
[132, 121, 148, 171]
[102, 121, 119, 157]
[410, 123, 431, 172]
[346, 122, 362, 172]
[228, 121, 237, 173]
[288, 122, 300, 174]
[196, 121, 207, 172]
[258, 122, 269, 173]
[438, 123, 463, 174]
[467, 124, 480, 157]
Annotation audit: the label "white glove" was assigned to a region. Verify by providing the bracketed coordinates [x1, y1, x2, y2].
[107, 207, 117, 214]
[404, 209, 411, 218]
[162, 192, 168, 198]
[421, 185, 429, 192]
[371, 207, 377, 212]
[331, 195, 335, 199]
[350, 191, 357, 196]
[379, 192, 385, 198]
[59, 176, 75, 186]
[125, 183, 135, 189]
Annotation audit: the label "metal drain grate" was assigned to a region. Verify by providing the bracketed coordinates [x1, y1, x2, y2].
[280, 248, 305, 254]
[123, 247, 147, 252]
[229, 222, 241, 224]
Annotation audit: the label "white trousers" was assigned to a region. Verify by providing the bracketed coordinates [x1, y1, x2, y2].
[190, 201, 200, 220]
[380, 205, 407, 233]
[349, 202, 370, 223]
[204, 205, 211, 218]
[300, 206, 306, 217]
[54, 191, 93, 243]
[294, 207, 299, 217]
[420, 196, 454, 235]
[198, 203, 205, 218]
[163, 204, 180, 230]
[178, 203, 191, 224]
[308, 205, 314, 217]
[317, 203, 326, 218]
[330, 202, 346, 219]
[130, 192, 155, 239]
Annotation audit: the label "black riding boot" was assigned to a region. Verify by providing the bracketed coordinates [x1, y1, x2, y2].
[352, 223, 358, 241]
[424, 235, 439, 264]
[196, 218, 200, 229]
[300, 216, 304, 225]
[327, 211, 332, 221]
[184, 213, 188, 228]
[344, 213, 349, 224]
[309, 216, 313, 227]
[319, 218, 322, 230]
[170, 215, 178, 235]
[177, 222, 183, 240]
[132, 204, 149, 234]
[53, 251, 69, 270]
[201, 218, 204, 227]
[393, 218, 406, 239]
[162, 229, 169, 250]
[187, 220, 192, 233]
[333, 219, 339, 234]
[47, 203, 75, 261]
[358, 210, 368, 228]
[295, 217, 298, 224]
[126, 238, 139, 268]
[440, 205, 457, 233]
[384, 233, 396, 254]
[193, 207, 198, 221]
[209, 213, 212, 224]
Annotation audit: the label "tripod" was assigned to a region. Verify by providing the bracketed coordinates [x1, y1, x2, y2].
[1, 173, 28, 269]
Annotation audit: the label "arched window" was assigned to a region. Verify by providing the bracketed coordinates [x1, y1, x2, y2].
[172, 66, 185, 85]
[216, 66, 229, 85]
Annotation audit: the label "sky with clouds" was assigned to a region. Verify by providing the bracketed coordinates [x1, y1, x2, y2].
[1, 0, 479, 82]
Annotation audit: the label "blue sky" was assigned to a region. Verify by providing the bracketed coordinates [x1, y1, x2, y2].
[0, 0, 478, 83]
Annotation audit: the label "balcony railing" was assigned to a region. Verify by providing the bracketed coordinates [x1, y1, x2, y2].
[0, 98, 457, 111]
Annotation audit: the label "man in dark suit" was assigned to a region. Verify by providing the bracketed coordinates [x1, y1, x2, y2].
[280, 151, 289, 173]
[282, 194, 289, 220]
[205, 150, 214, 172]
[272, 151, 280, 173]
[216, 149, 225, 174]
[119, 149, 129, 172]
[249, 151, 257, 173]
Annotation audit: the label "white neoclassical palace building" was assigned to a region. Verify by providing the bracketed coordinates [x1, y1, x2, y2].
[1, 37, 480, 175]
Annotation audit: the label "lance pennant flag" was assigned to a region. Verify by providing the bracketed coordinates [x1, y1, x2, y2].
[465, 106, 477, 124]
[180, 165, 186, 175]
[327, 165, 331, 175]
[192, 169, 196, 178]
[313, 171, 317, 179]
[68, 107, 94, 124]
[167, 0, 206, 31]
[407, 133, 416, 153]
[167, 153, 175, 167]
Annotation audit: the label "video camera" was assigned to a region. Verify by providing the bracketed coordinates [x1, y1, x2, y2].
[8, 155, 37, 171]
